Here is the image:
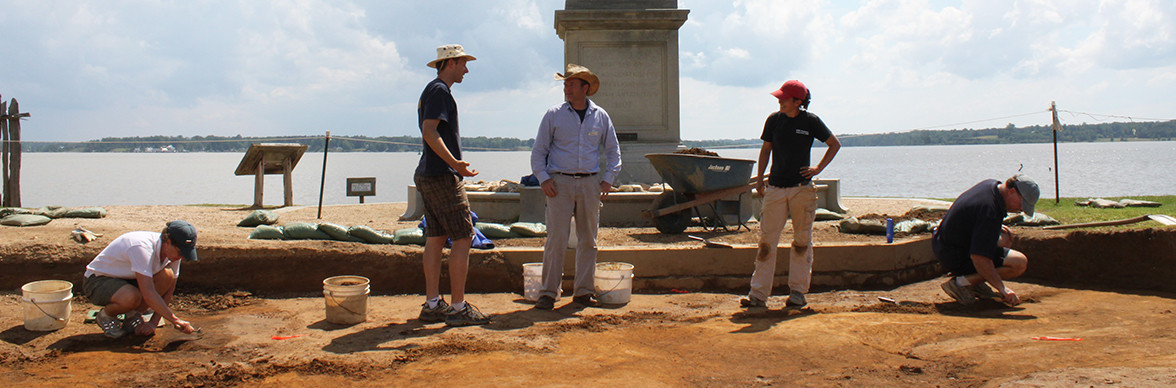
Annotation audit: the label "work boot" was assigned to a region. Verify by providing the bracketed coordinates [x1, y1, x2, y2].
[785, 290, 807, 308]
[941, 278, 977, 305]
[445, 302, 491, 327]
[95, 310, 126, 339]
[122, 311, 145, 335]
[573, 294, 601, 308]
[972, 283, 1002, 301]
[418, 299, 451, 323]
[535, 295, 555, 310]
[739, 295, 766, 308]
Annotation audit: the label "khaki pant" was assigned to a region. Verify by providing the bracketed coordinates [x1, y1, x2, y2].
[540, 174, 602, 299]
[750, 184, 818, 300]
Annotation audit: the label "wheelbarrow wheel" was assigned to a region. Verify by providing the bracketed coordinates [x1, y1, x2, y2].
[652, 191, 691, 234]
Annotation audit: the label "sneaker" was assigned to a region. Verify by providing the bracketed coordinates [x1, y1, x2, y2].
[572, 294, 601, 307]
[739, 296, 766, 308]
[418, 299, 451, 323]
[445, 302, 491, 327]
[122, 311, 145, 335]
[972, 283, 1001, 300]
[95, 310, 126, 339]
[535, 295, 555, 310]
[941, 278, 977, 305]
[785, 291, 807, 308]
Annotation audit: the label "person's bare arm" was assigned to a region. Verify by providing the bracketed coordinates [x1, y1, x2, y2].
[971, 254, 1020, 305]
[756, 141, 772, 196]
[135, 273, 195, 334]
[801, 134, 840, 178]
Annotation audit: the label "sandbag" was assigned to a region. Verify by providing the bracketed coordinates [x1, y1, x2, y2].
[1076, 198, 1125, 208]
[394, 227, 427, 245]
[0, 208, 32, 218]
[1118, 199, 1162, 208]
[909, 205, 949, 214]
[238, 209, 280, 227]
[837, 217, 887, 235]
[1, 214, 52, 227]
[814, 208, 844, 221]
[283, 222, 332, 240]
[35, 206, 70, 219]
[894, 219, 934, 234]
[249, 225, 286, 240]
[348, 225, 395, 244]
[318, 222, 364, 242]
[1004, 212, 1060, 226]
[62, 207, 107, 218]
[476, 222, 520, 238]
[509, 222, 547, 237]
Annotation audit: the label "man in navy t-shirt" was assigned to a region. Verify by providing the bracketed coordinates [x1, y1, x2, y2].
[742, 80, 841, 309]
[411, 44, 489, 327]
[934, 175, 1040, 306]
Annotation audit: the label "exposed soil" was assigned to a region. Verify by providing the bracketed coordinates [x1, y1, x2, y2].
[1, 199, 1175, 386]
[2, 282, 1175, 387]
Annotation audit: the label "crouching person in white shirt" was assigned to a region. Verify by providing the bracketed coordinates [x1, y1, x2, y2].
[82, 220, 199, 338]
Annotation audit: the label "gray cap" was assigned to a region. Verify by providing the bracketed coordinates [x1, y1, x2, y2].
[1013, 174, 1040, 216]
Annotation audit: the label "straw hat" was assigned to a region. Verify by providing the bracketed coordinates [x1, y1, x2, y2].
[554, 63, 600, 96]
[427, 44, 477, 69]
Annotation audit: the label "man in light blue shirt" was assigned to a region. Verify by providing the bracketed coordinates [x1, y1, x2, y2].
[530, 64, 621, 310]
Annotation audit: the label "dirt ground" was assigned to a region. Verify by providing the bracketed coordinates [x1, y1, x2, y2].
[2, 199, 1176, 386]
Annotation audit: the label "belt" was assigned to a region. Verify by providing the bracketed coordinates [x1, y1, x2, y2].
[769, 181, 812, 189]
[558, 172, 597, 177]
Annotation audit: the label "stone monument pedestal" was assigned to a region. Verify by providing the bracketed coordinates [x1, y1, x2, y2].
[555, 1, 689, 185]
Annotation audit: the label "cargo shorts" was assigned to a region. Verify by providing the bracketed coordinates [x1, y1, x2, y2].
[414, 173, 474, 239]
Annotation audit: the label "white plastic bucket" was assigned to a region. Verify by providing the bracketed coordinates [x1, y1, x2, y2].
[323, 275, 370, 324]
[594, 262, 634, 305]
[522, 263, 560, 301]
[21, 280, 74, 331]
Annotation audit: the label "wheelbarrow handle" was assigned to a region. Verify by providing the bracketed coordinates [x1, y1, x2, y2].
[643, 180, 761, 219]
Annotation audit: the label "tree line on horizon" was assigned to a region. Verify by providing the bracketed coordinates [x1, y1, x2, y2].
[22, 119, 1176, 152]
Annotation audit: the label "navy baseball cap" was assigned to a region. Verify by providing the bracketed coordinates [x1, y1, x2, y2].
[165, 220, 198, 261]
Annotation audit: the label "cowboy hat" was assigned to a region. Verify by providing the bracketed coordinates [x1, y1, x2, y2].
[554, 63, 600, 96]
[427, 44, 477, 69]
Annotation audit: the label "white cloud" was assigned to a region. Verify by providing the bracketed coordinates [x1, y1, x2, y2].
[1, 0, 1174, 143]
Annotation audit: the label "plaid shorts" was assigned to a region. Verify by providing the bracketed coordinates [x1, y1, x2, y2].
[414, 173, 474, 239]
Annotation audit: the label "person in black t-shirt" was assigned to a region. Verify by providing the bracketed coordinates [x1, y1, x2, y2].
[741, 80, 841, 309]
[934, 175, 1039, 306]
[412, 44, 489, 327]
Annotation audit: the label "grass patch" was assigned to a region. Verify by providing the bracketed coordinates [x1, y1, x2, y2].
[935, 195, 1176, 229]
[1033, 196, 1176, 226]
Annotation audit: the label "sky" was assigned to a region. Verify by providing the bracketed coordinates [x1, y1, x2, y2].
[2, 0, 1175, 143]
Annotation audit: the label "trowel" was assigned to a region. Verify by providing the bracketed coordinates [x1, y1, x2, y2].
[688, 235, 733, 248]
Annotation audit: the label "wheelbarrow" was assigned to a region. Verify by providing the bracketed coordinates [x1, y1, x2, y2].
[642, 153, 759, 234]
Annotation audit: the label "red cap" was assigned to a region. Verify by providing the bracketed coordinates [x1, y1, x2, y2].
[770, 80, 808, 100]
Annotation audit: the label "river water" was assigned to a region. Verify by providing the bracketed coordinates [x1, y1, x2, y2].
[12, 141, 1174, 207]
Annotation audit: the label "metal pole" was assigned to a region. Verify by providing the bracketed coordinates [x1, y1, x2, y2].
[1050, 101, 1060, 204]
[317, 131, 330, 219]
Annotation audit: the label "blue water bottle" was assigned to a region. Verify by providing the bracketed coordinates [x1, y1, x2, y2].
[885, 218, 894, 243]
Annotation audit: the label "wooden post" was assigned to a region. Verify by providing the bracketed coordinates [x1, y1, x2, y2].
[317, 131, 330, 219]
[235, 143, 307, 209]
[8, 99, 22, 207]
[1050, 101, 1061, 204]
[282, 157, 294, 207]
[254, 158, 265, 208]
[1, 98, 8, 207]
